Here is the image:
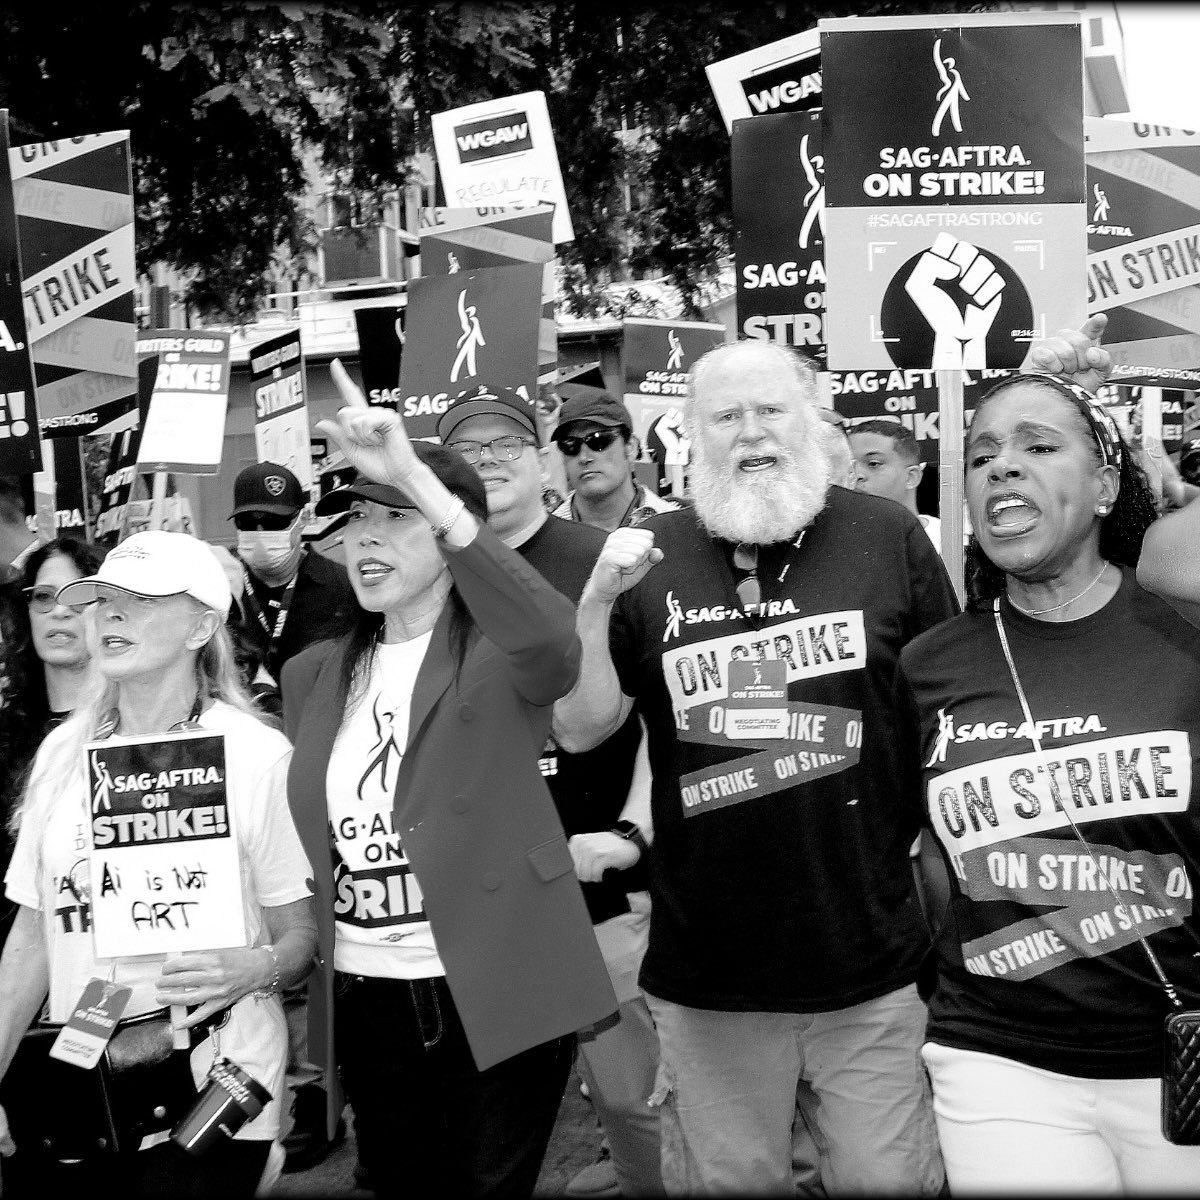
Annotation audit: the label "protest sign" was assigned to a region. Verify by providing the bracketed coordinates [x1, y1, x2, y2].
[0, 111, 40, 473]
[733, 110, 825, 361]
[828, 368, 1012, 462]
[248, 329, 313, 490]
[1084, 118, 1200, 387]
[622, 318, 724, 464]
[10, 131, 137, 437]
[86, 730, 246, 959]
[353, 306, 405, 408]
[95, 424, 141, 541]
[397, 263, 543, 440]
[135, 330, 231, 474]
[821, 12, 1086, 371]
[706, 29, 821, 134]
[431, 92, 573, 243]
[419, 205, 558, 386]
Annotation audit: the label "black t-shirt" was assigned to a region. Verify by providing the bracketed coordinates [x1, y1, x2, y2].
[518, 516, 645, 924]
[611, 488, 958, 1011]
[897, 570, 1200, 1078]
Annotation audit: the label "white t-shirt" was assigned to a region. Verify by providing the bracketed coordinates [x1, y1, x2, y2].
[327, 634, 444, 979]
[5, 700, 311, 1142]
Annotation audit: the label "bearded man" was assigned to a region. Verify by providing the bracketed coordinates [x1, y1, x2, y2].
[554, 340, 957, 1195]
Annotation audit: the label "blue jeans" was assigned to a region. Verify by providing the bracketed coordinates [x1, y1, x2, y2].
[334, 972, 573, 1198]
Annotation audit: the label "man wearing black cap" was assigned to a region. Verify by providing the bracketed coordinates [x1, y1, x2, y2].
[230, 461, 355, 686]
[550, 389, 684, 533]
[229, 460, 354, 1171]
[436, 387, 665, 1197]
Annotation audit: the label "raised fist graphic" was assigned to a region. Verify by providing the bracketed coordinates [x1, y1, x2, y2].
[903, 233, 1004, 370]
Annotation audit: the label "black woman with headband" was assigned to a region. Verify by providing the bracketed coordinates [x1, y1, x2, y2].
[895, 336, 1200, 1190]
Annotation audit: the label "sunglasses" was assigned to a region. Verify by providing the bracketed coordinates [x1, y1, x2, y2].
[448, 436, 534, 465]
[556, 429, 623, 457]
[733, 543, 760, 611]
[23, 585, 86, 614]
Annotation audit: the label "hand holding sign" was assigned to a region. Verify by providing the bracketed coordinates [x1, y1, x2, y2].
[320, 358, 423, 491]
[585, 527, 663, 605]
[155, 948, 274, 1029]
[1030, 313, 1112, 394]
[905, 234, 1004, 370]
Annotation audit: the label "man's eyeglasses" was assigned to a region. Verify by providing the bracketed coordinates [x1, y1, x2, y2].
[733, 543, 760, 611]
[557, 429, 623, 457]
[448, 436, 535, 465]
[23, 585, 85, 614]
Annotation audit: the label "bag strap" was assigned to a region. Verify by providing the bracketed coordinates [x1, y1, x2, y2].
[993, 599, 1184, 1011]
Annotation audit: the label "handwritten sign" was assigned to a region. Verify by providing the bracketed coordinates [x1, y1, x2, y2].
[85, 730, 246, 958]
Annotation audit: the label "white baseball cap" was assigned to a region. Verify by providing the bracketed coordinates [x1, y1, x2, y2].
[57, 531, 232, 615]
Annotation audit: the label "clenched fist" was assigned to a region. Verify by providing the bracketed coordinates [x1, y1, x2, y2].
[585, 527, 663, 605]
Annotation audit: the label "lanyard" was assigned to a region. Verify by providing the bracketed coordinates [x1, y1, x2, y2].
[241, 561, 301, 648]
[94, 691, 205, 740]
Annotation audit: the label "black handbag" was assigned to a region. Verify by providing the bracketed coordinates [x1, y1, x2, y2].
[995, 602, 1200, 1145]
[0, 1007, 221, 1161]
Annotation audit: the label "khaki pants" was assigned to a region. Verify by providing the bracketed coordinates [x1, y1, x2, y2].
[645, 983, 944, 1196]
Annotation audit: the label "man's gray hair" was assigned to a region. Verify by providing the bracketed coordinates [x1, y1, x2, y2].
[685, 342, 821, 433]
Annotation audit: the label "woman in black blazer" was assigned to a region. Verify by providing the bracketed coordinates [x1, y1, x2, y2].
[282, 367, 615, 1199]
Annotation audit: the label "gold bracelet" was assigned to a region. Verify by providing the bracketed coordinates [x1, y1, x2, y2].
[253, 943, 281, 1001]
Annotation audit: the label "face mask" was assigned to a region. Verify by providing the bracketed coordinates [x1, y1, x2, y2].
[238, 518, 302, 582]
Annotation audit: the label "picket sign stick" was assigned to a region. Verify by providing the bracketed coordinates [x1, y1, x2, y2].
[1140, 387, 1164, 506]
[171, 1003, 189, 1049]
[149, 471, 168, 530]
[937, 369, 965, 607]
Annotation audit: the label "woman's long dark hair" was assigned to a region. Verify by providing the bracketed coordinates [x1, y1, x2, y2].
[0, 538, 106, 816]
[964, 377, 1160, 610]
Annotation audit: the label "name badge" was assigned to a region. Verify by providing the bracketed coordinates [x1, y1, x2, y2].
[49, 978, 133, 1069]
[725, 659, 788, 740]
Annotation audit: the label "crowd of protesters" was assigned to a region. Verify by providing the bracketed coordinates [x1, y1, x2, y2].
[0, 308, 1197, 1200]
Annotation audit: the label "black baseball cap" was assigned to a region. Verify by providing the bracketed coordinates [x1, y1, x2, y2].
[230, 461, 305, 519]
[551, 388, 633, 443]
[437, 384, 540, 445]
[315, 441, 488, 522]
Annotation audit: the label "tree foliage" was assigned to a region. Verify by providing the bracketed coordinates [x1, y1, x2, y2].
[0, 1, 981, 322]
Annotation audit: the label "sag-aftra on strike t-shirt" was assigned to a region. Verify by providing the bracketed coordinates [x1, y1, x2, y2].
[610, 489, 958, 1012]
[897, 570, 1200, 1078]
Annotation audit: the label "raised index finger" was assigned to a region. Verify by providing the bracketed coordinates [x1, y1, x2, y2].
[330, 357, 369, 411]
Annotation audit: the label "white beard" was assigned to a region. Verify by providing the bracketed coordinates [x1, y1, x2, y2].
[690, 436, 831, 545]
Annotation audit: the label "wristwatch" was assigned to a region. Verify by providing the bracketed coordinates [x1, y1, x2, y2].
[610, 820, 649, 860]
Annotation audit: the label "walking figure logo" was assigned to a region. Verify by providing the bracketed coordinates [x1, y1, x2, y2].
[926, 707, 955, 766]
[663, 591, 684, 642]
[447, 251, 461, 274]
[358, 694, 402, 800]
[798, 134, 825, 251]
[91, 750, 114, 813]
[666, 329, 683, 371]
[932, 38, 969, 137]
[451, 288, 486, 383]
[1092, 184, 1110, 223]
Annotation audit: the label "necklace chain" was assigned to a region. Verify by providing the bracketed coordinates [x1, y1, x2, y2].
[1006, 561, 1110, 617]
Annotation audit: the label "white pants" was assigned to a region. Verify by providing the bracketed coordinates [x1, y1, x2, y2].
[922, 1042, 1200, 1194]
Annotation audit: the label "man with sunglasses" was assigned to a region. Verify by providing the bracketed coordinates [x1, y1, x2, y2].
[554, 340, 958, 1197]
[549, 389, 685, 533]
[436, 386, 665, 1199]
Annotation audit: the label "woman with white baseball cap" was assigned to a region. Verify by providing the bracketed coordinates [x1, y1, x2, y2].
[0, 530, 316, 1198]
